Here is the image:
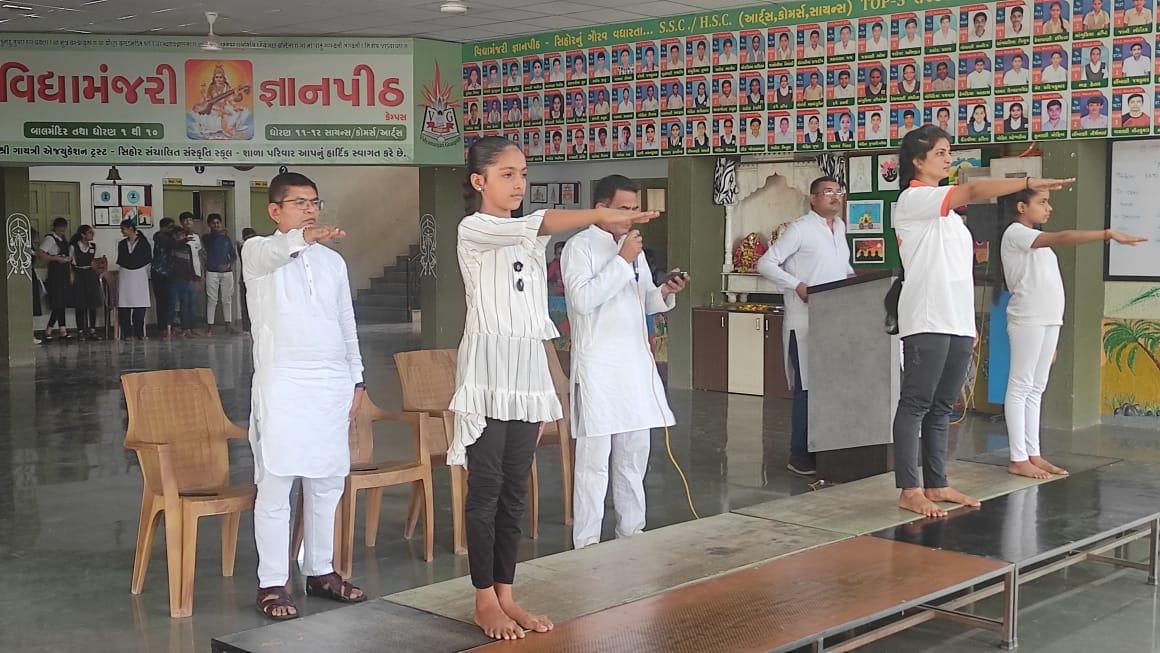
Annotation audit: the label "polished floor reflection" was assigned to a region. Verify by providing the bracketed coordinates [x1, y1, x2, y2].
[1, 327, 1158, 652]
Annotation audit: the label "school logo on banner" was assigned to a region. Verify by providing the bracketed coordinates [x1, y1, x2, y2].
[421, 64, 461, 147]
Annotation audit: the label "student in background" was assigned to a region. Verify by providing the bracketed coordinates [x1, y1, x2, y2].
[38, 217, 72, 341]
[116, 220, 152, 340]
[70, 225, 103, 340]
[204, 213, 239, 335]
[999, 188, 1142, 479]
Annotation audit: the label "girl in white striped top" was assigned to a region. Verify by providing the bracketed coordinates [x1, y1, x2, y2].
[454, 136, 658, 641]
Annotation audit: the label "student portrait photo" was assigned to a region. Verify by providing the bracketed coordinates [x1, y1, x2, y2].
[663, 80, 684, 111]
[691, 119, 711, 147]
[773, 31, 795, 62]
[591, 87, 611, 117]
[718, 116, 738, 147]
[1082, 44, 1107, 80]
[743, 76, 765, 108]
[745, 115, 766, 145]
[772, 73, 795, 105]
[898, 108, 919, 137]
[934, 105, 954, 132]
[833, 67, 857, 99]
[773, 115, 796, 144]
[864, 110, 889, 140]
[1117, 0, 1153, 27]
[1079, 0, 1112, 32]
[803, 114, 824, 143]
[1120, 39, 1152, 77]
[590, 49, 611, 79]
[614, 47, 634, 77]
[689, 80, 710, 110]
[834, 24, 858, 55]
[865, 19, 889, 52]
[1120, 92, 1151, 126]
[801, 71, 825, 102]
[966, 9, 994, 42]
[716, 35, 739, 66]
[639, 43, 659, 73]
[1003, 4, 1031, 39]
[664, 42, 684, 71]
[615, 86, 635, 115]
[689, 38, 711, 69]
[966, 103, 993, 136]
[1079, 93, 1108, 128]
[833, 111, 856, 142]
[931, 13, 958, 45]
[714, 77, 737, 109]
[1040, 47, 1069, 82]
[966, 56, 993, 89]
[897, 17, 924, 50]
[465, 65, 482, 92]
[1038, 0, 1070, 35]
[802, 27, 826, 59]
[863, 66, 887, 99]
[638, 83, 660, 112]
[896, 62, 921, 95]
[666, 121, 685, 148]
[745, 33, 766, 63]
[1040, 97, 1068, 130]
[930, 60, 956, 91]
[1003, 100, 1029, 132]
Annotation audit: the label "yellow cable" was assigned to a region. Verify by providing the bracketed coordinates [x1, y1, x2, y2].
[634, 266, 700, 520]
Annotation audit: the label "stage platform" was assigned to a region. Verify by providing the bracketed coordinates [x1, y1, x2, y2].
[214, 454, 1143, 653]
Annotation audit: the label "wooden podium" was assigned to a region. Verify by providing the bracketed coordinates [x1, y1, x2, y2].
[807, 271, 900, 483]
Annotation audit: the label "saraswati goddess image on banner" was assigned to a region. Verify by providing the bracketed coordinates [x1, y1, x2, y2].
[185, 60, 254, 140]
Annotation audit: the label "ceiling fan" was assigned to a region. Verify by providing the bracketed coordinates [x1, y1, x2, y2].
[201, 11, 222, 51]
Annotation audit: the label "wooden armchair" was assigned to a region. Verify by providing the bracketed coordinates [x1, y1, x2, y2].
[291, 393, 434, 578]
[121, 368, 255, 619]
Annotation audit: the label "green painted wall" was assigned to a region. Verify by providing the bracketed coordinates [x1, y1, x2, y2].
[419, 166, 468, 350]
[1040, 141, 1107, 430]
[1, 167, 34, 367]
[665, 157, 725, 389]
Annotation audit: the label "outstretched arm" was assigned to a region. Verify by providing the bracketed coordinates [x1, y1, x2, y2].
[948, 176, 1074, 208]
[1031, 229, 1146, 249]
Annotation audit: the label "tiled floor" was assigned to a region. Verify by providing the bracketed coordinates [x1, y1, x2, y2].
[1, 325, 1157, 652]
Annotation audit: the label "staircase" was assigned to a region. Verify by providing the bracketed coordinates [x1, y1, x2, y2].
[354, 244, 419, 324]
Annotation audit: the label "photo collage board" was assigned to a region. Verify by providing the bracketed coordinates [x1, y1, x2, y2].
[462, 0, 1160, 161]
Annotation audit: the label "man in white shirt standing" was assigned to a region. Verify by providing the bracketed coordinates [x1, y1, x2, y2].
[1122, 42, 1152, 77]
[246, 172, 367, 620]
[756, 177, 853, 476]
[562, 175, 687, 549]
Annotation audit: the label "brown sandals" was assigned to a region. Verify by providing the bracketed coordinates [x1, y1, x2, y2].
[257, 586, 299, 621]
[305, 572, 367, 604]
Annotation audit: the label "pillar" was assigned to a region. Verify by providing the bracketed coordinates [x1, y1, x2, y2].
[419, 166, 467, 350]
[1039, 141, 1106, 429]
[0, 167, 34, 368]
[665, 157, 725, 389]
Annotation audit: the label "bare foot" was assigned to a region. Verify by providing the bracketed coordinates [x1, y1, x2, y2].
[1009, 460, 1052, 480]
[474, 589, 523, 640]
[1030, 456, 1069, 476]
[899, 488, 947, 518]
[925, 486, 981, 508]
[496, 586, 553, 633]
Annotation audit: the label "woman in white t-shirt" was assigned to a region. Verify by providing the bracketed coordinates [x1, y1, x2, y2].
[889, 124, 1073, 519]
[456, 136, 658, 641]
[999, 189, 1143, 480]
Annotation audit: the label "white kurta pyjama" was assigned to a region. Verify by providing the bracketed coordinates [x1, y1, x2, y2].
[448, 210, 563, 466]
[243, 229, 364, 479]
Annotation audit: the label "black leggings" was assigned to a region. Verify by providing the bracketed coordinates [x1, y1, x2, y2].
[465, 419, 538, 590]
[46, 308, 67, 329]
[118, 307, 147, 339]
[75, 308, 97, 331]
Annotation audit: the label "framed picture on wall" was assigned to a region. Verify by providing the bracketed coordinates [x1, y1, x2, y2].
[560, 182, 579, 205]
[530, 183, 548, 203]
[853, 237, 886, 264]
[120, 185, 147, 207]
[547, 183, 561, 204]
[92, 184, 119, 207]
[846, 199, 884, 233]
[93, 207, 111, 227]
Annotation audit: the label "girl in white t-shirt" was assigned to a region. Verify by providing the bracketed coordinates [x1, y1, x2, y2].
[456, 136, 657, 641]
[1000, 189, 1144, 480]
[891, 124, 1074, 519]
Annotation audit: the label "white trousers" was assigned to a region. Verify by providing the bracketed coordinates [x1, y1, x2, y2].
[254, 471, 345, 588]
[206, 270, 235, 325]
[572, 429, 650, 549]
[1004, 324, 1060, 463]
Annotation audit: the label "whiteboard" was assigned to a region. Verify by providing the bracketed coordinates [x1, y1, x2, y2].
[1108, 140, 1160, 280]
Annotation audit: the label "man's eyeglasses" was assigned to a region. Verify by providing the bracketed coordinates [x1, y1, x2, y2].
[274, 198, 324, 211]
[815, 189, 846, 198]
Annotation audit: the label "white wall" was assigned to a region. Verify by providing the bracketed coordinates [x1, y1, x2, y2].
[29, 164, 419, 291]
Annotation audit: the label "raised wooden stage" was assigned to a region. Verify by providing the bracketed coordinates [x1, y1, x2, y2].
[213, 456, 1160, 653]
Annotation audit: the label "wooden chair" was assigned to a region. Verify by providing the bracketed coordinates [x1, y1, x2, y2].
[541, 343, 575, 526]
[395, 349, 470, 555]
[290, 394, 434, 578]
[122, 368, 254, 619]
[397, 349, 554, 554]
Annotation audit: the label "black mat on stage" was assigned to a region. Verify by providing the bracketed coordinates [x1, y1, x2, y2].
[211, 600, 490, 653]
[872, 461, 1160, 565]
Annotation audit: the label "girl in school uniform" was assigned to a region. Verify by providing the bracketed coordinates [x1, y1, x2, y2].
[453, 136, 657, 641]
[891, 124, 1073, 518]
[70, 225, 104, 340]
[1000, 189, 1144, 479]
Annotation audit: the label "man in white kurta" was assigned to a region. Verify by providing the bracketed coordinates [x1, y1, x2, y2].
[244, 172, 366, 618]
[562, 175, 687, 549]
[755, 177, 853, 477]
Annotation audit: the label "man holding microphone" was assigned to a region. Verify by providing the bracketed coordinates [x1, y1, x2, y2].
[561, 175, 688, 549]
